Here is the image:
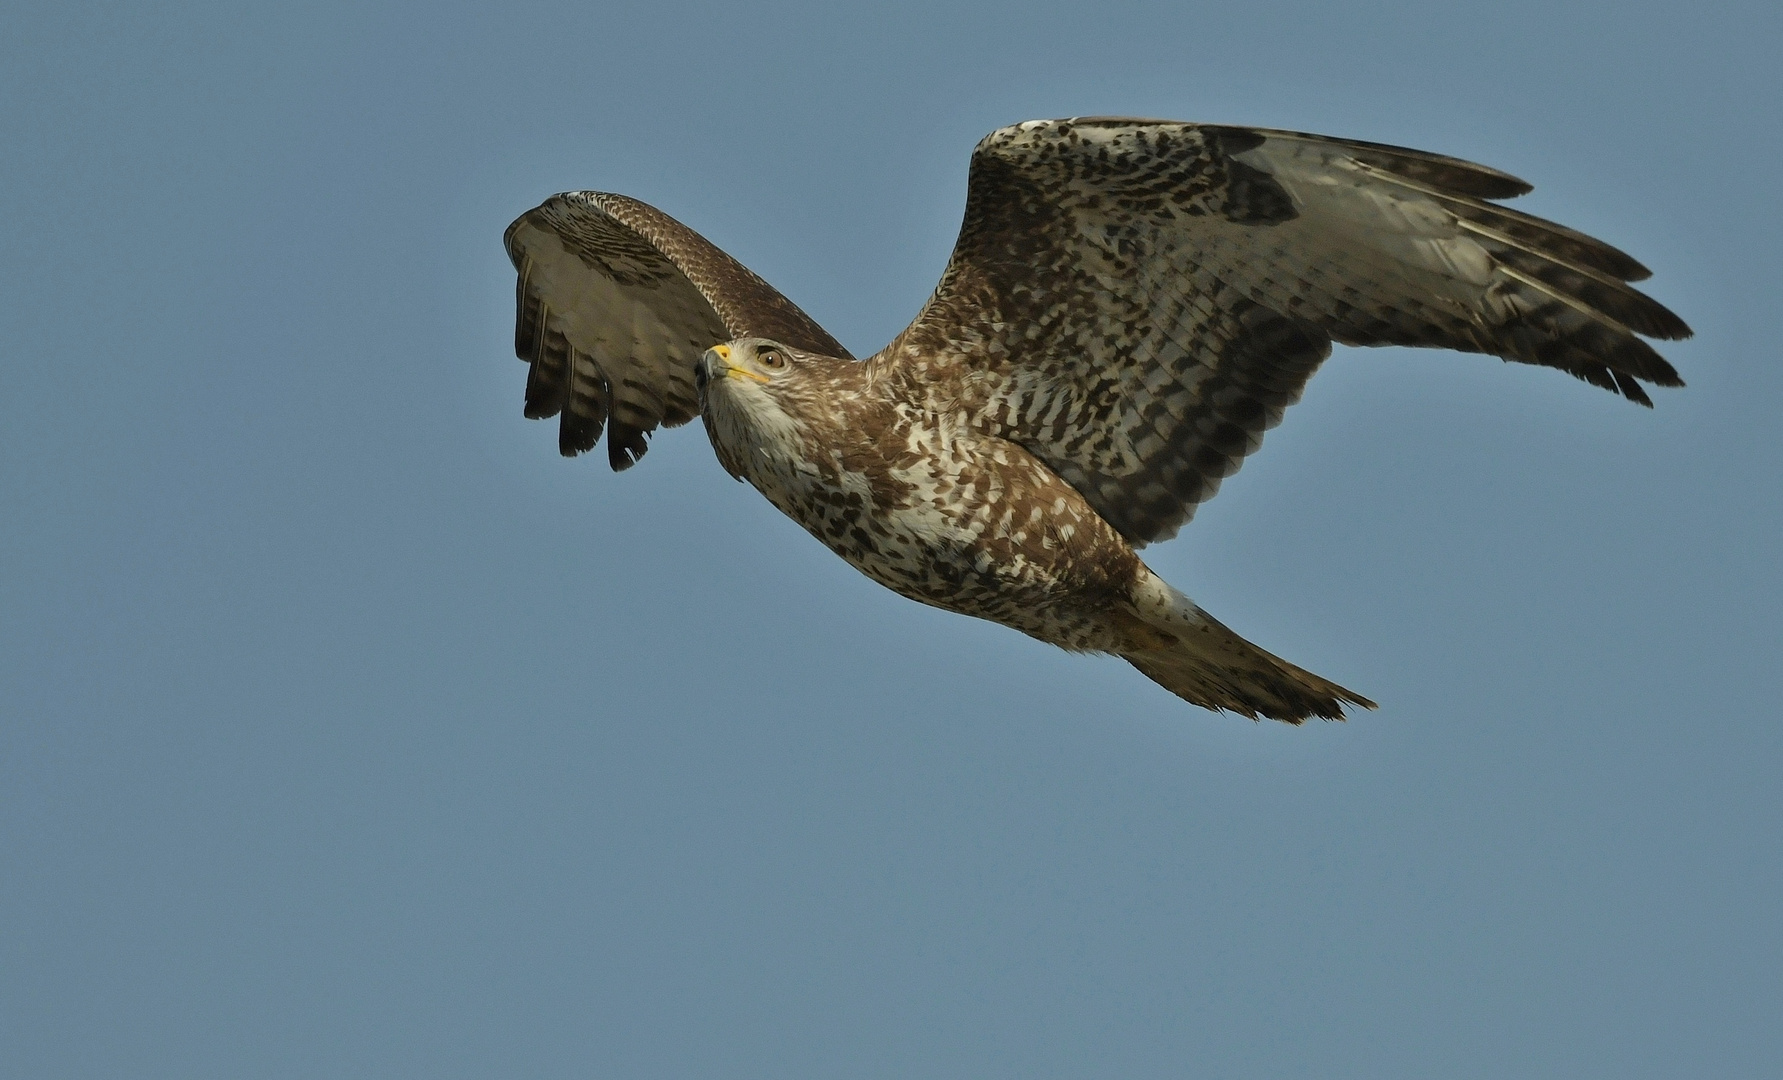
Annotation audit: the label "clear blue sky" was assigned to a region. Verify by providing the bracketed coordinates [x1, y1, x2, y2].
[3, 1, 1778, 1076]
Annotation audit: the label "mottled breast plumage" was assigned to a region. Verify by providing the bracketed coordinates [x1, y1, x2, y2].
[700, 339, 1144, 653]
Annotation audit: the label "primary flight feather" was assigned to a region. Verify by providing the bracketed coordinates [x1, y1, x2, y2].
[503, 118, 1689, 722]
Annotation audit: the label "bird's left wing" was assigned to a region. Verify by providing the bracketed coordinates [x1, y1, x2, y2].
[872, 119, 1690, 546]
[506, 193, 850, 469]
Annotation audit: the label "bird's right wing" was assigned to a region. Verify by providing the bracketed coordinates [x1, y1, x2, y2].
[505, 193, 850, 469]
[873, 119, 1691, 547]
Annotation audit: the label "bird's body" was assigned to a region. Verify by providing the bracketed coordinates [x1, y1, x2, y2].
[700, 337, 1370, 717]
[701, 342, 1141, 651]
[503, 118, 1689, 721]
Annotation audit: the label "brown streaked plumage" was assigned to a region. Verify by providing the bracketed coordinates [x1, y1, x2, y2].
[503, 118, 1690, 722]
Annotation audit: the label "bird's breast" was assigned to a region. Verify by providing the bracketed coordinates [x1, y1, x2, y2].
[726, 407, 1142, 644]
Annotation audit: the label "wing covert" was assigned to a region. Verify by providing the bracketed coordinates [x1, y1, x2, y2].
[505, 193, 850, 469]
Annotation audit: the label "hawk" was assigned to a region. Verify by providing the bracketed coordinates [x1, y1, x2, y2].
[503, 118, 1689, 722]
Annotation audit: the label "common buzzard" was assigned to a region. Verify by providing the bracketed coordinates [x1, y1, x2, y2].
[503, 119, 1689, 722]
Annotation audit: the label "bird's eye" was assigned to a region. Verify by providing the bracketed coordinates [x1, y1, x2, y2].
[758, 348, 786, 370]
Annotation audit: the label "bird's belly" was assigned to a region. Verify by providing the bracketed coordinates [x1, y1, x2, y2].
[747, 433, 1141, 651]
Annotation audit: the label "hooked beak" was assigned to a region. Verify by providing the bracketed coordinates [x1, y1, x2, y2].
[701, 343, 770, 386]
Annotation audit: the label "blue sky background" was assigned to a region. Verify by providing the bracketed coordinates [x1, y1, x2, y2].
[3, 1, 1778, 1076]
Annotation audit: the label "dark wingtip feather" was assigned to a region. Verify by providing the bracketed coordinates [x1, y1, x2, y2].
[1611, 370, 1655, 407]
[1638, 304, 1694, 343]
[512, 252, 545, 359]
[522, 358, 567, 420]
[1405, 186, 1655, 283]
[607, 423, 650, 471]
[1357, 149, 1532, 200]
[558, 409, 603, 457]
[1483, 241, 1693, 341]
[1629, 345, 1685, 389]
[1585, 330, 1684, 388]
[1278, 684, 1378, 723]
[1270, 129, 1535, 199]
[1558, 361, 1666, 407]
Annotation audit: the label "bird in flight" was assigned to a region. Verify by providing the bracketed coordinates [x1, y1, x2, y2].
[503, 118, 1689, 722]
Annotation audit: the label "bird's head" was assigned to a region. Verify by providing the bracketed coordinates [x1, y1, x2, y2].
[697, 338, 851, 482]
[696, 339, 798, 395]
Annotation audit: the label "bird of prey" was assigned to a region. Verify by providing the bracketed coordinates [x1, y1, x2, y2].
[503, 118, 1689, 722]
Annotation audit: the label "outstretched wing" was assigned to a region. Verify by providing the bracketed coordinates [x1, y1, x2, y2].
[874, 119, 1691, 546]
[505, 193, 850, 469]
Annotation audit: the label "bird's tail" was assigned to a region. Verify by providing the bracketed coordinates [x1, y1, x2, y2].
[1115, 573, 1375, 723]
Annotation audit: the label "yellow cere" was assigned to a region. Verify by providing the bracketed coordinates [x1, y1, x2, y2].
[711, 342, 771, 383]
